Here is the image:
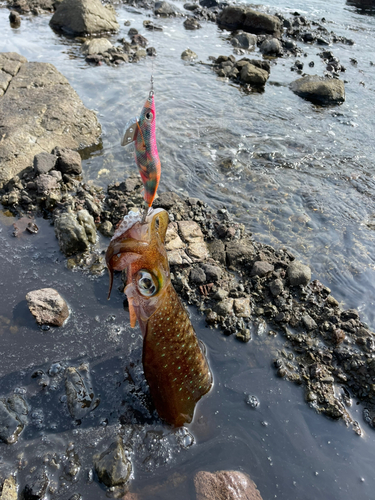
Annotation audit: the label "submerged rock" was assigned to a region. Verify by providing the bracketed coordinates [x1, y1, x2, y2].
[26, 288, 69, 326]
[50, 0, 119, 35]
[0, 53, 101, 187]
[65, 364, 98, 420]
[218, 7, 282, 37]
[24, 471, 49, 500]
[93, 440, 132, 488]
[231, 32, 257, 50]
[194, 470, 264, 500]
[181, 49, 198, 60]
[0, 395, 28, 444]
[289, 75, 345, 105]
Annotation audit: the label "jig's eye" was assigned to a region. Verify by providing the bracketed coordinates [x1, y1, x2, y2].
[145, 111, 153, 121]
[137, 270, 158, 297]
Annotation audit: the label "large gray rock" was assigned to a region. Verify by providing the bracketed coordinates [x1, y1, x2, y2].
[26, 288, 69, 326]
[93, 440, 132, 487]
[50, 0, 119, 35]
[54, 210, 95, 255]
[194, 470, 264, 500]
[289, 75, 345, 105]
[0, 52, 26, 96]
[218, 7, 282, 37]
[0, 53, 101, 187]
[240, 63, 269, 86]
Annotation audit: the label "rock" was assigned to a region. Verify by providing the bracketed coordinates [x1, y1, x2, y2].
[77, 209, 96, 243]
[9, 11, 21, 26]
[178, 220, 203, 241]
[234, 298, 251, 318]
[93, 440, 132, 487]
[218, 7, 282, 37]
[190, 267, 206, 284]
[208, 239, 226, 264]
[289, 75, 345, 105]
[35, 174, 58, 194]
[181, 49, 197, 60]
[0, 395, 28, 444]
[231, 32, 257, 50]
[26, 288, 69, 326]
[152, 191, 183, 210]
[302, 314, 317, 331]
[155, 1, 180, 16]
[188, 241, 209, 260]
[194, 470, 264, 500]
[53, 147, 82, 175]
[184, 2, 200, 10]
[54, 212, 90, 255]
[269, 278, 283, 296]
[259, 38, 283, 56]
[50, 0, 119, 35]
[128, 27, 138, 36]
[0, 476, 18, 500]
[167, 249, 192, 265]
[240, 63, 269, 86]
[24, 471, 49, 500]
[287, 260, 311, 286]
[251, 261, 274, 277]
[184, 18, 201, 30]
[33, 152, 57, 175]
[0, 54, 101, 187]
[215, 299, 234, 316]
[201, 264, 222, 282]
[0, 52, 26, 98]
[165, 224, 185, 251]
[81, 38, 113, 55]
[99, 220, 114, 238]
[200, 0, 219, 6]
[225, 240, 256, 267]
[65, 364, 98, 419]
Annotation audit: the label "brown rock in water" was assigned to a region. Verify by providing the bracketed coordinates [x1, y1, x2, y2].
[194, 470, 264, 500]
[218, 6, 282, 37]
[0, 53, 101, 187]
[50, 0, 119, 35]
[289, 75, 345, 105]
[26, 288, 69, 326]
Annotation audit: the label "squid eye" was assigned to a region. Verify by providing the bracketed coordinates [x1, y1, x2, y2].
[137, 270, 158, 297]
[145, 111, 153, 121]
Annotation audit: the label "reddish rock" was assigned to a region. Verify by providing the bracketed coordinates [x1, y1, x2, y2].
[194, 470, 263, 500]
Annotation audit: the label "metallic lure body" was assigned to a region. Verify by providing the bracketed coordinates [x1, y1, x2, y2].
[122, 94, 161, 208]
[106, 209, 212, 427]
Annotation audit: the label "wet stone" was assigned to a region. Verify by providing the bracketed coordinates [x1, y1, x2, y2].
[225, 240, 256, 267]
[0, 395, 28, 444]
[26, 288, 69, 326]
[208, 239, 226, 265]
[99, 220, 114, 238]
[231, 31, 257, 50]
[269, 278, 283, 296]
[54, 212, 90, 256]
[251, 261, 274, 278]
[93, 440, 132, 488]
[35, 174, 58, 194]
[54, 147, 82, 175]
[302, 314, 317, 331]
[259, 38, 283, 56]
[24, 471, 49, 500]
[33, 152, 57, 175]
[287, 260, 311, 286]
[65, 364, 98, 420]
[190, 267, 206, 285]
[184, 18, 201, 30]
[215, 299, 234, 317]
[201, 264, 222, 282]
[194, 470, 264, 500]
[234, 298, 251, 318]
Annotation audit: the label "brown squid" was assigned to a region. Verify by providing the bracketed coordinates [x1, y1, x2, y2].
[106, 208, 212, 427]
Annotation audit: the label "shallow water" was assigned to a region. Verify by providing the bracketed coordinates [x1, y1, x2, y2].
[1, 0, 375, 498]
